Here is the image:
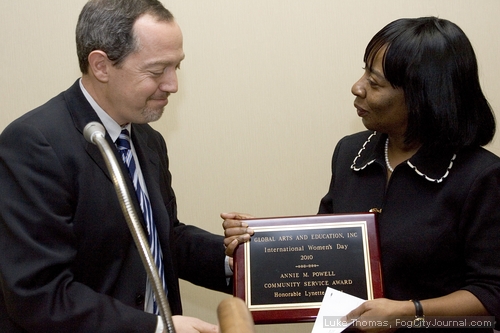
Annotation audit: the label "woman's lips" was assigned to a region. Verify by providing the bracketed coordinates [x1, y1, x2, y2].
[355, 104, 368, 117]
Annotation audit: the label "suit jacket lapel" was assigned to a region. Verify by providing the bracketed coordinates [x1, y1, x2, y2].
[64, 79, 120, 182]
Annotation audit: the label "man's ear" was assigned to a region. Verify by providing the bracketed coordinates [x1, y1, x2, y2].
[88, 50, 111, 83]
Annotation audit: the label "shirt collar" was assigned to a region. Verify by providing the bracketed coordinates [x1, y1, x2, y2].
[79, 79, 131, 142]
[351, 131, 457, 183]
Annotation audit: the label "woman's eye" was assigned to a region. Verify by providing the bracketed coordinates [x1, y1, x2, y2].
[367, 78, 378, 87]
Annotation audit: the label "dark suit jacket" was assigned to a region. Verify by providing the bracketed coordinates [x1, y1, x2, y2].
[0, 80, 230, 332]
[318, 131, 500, 332]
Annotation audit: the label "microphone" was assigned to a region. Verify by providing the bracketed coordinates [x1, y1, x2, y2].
[83, 121, 106, 144]
[83, 122, 176, 333]
[217, 297, 255, 333]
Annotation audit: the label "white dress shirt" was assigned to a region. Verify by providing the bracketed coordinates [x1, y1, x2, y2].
[79, 79, 164, 333]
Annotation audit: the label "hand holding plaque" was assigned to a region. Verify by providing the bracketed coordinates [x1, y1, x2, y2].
[222, 212, 255, 258]
[231, 213, 383, 324]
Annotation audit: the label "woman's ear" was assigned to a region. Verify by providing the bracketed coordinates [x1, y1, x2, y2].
[87, 50, 110, 83]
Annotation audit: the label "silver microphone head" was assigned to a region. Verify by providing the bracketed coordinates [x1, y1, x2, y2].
[83, 122, 106, 144]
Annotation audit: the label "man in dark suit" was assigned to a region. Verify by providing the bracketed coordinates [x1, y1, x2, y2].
[0, 0, 230, 332]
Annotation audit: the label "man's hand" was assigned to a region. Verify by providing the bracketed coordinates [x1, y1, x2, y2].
[221, 212, 255, 258]
[168, 315, 218, 333]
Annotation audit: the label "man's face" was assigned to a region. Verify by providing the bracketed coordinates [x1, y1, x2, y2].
[105, 14, 184, 125]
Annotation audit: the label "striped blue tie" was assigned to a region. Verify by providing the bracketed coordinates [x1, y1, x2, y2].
[116, 129, 166, 315]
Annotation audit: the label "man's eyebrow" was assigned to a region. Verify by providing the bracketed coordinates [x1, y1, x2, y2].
[145, 54, 185, 68]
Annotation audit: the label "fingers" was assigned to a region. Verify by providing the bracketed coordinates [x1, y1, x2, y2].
[224, 234, 253, 257]
[191, 318, 218, 333]
[344, 302, 365, 322]
[228, 257, 234, 271]
[172, 315, 218, 333]
[222, 214, 255, 236]
[220, 212, 255, 220]
[224, 238, 242, 257]
[221, 212, 255, 257]
[223, 223, 254, 257]
[221, 213, 254, 236]
[223, 223, 254, 237]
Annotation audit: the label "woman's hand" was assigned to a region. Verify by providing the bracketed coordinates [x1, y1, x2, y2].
[343, 298, 413, 333]
[221, 212, 255, 258]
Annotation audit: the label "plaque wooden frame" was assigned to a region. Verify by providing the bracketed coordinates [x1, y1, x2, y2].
[233, 213, 383, 324]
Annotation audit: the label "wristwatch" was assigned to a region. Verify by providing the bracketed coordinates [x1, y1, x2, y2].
[411, 299, 425, 326]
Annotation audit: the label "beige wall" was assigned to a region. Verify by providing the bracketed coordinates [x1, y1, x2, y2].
[1, 1, 499, 332]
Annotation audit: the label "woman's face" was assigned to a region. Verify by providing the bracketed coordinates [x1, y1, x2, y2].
[351, 46, 408, 138]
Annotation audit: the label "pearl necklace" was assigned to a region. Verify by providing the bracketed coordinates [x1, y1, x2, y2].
[384, 138, 394, 173]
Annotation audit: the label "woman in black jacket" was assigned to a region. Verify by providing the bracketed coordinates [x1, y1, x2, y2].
[223, 17, 500, 332]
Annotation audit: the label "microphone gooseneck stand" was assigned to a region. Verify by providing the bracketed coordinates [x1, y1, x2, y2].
[83, 122, 175, 333]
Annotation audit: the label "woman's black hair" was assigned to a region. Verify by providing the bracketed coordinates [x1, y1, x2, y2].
[364, 17, 495, 148]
